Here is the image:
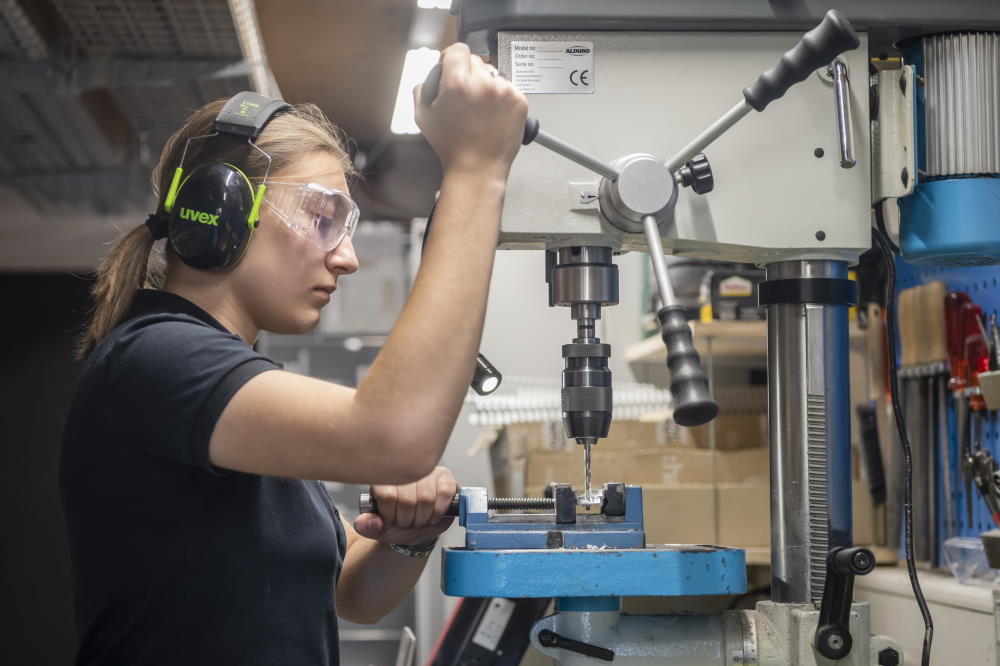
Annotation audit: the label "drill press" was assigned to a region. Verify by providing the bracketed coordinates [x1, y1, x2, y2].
[373, 2, 1000, 662]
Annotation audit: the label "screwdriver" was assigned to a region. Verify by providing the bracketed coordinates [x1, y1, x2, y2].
[945, 292, 974, 529]
[945, 291, 971, 390]
[962, 302, 989, 528]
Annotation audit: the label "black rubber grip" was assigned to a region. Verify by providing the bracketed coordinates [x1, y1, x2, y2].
[362, 492, 460, 517]
[742, 9, 859, 112]
[538, 630, 614, 662]
[420, 62, 540, 145]
[658, 305, 718, 427]
[420, 63, 444, 107]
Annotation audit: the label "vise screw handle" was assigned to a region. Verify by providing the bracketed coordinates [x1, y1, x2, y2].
[359, 492, 557, 516]
[359, 491, 460, 517]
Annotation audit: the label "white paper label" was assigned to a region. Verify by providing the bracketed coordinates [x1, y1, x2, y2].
[471, 598, 516, 652]
[511, 41, 594, 94]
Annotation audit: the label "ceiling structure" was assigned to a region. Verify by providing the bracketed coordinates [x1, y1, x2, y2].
[0, 0, 447, 271]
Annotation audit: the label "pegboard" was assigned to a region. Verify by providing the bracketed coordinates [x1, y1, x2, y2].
[895, 259, 1000, 547]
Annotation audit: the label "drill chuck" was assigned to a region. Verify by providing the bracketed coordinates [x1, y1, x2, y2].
[562, 342, 613, 441]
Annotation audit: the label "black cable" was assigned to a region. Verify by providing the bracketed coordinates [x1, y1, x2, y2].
[872, 199, 901, 255]
[871, 222, 934, 666]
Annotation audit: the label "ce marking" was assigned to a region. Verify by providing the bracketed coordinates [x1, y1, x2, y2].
[569, 69, 590, 86]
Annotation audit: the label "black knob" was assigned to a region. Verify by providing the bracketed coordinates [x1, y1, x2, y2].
[831, 546, 876, 576]
[679, 154, 714, 194]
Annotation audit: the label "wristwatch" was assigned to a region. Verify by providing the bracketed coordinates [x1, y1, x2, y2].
[389, 538, 438, 558]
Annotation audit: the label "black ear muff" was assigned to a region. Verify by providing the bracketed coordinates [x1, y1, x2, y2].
[167, 163, 256, 270]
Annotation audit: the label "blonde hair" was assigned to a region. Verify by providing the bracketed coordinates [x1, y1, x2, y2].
[76, 98, 355, 359]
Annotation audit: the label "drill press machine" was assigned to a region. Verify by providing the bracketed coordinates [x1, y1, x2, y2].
[393, 8, 899, 664]
[378, 3, 1000, 663]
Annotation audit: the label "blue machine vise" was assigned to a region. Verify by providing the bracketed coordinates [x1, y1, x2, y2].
[459, 482, 645, 550]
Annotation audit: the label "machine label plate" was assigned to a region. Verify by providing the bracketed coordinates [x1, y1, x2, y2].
[511, 41, 594, 94]
[471, 598, 516, 651]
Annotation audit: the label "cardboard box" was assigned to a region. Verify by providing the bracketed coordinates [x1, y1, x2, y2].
[641, 480, 875, 550]
[688, 412, 768, 450]
[498, 419, 685, 458]
[523, 446, 770, 489]
[490, 419, 693, 495]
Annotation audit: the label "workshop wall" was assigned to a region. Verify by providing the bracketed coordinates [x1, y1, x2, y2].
[0, 273, 91, 665]
[896, 261, 1000, 544]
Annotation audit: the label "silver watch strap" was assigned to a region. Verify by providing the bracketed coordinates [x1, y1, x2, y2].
[389, 538, 438, 558]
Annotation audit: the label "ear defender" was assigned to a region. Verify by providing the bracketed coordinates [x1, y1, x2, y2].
[158, 91, 290, 271]
[167, 163, 257, 270]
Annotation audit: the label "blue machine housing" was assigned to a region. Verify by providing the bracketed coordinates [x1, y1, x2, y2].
[899, 178, 1000, 266]
[899, 41, 1000, 266]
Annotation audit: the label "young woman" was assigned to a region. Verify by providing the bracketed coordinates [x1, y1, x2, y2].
[60, 44, 528, 665]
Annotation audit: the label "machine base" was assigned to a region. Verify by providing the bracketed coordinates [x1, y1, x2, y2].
[528, 601, 902, 665]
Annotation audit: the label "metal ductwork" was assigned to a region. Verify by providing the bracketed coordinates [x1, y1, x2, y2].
[0, 0, 278, 213]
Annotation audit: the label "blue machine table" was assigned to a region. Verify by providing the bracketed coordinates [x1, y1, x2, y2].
[442, 545, 747, 601]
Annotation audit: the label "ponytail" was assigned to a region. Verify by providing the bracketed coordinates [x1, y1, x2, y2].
[76, 224, 162, 360]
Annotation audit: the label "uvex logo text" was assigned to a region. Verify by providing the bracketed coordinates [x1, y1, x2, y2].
[564, 45, 591, 55]
[180, 208, 219, 226]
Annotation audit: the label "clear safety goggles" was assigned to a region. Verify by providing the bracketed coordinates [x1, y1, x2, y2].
[261, 181, 360, 251]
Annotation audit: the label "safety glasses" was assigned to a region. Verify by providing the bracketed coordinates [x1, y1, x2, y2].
[261, 181, 360, 251]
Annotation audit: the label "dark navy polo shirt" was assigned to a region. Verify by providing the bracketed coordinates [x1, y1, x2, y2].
[60, 289, 346, 666]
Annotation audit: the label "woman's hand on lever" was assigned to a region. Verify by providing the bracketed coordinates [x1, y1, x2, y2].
[415, 43, 528, 182]
[353, 466, 458, 546]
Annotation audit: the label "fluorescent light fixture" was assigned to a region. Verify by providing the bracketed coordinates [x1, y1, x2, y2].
[391, 47, 440, 134]
[417, 0, 452, 8]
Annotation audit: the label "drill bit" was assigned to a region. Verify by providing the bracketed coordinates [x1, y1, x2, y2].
[579, 437, 595, 502]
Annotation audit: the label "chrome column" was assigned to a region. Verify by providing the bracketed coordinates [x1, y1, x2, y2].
[766, 260, 852, 603]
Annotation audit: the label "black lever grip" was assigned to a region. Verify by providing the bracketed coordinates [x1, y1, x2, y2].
[658, 305, 719, 427]
[538, 629, 614, 662]
[420, 62, 540, 145]
[420, 62, 445, 107]
[742, 9, 859, 112]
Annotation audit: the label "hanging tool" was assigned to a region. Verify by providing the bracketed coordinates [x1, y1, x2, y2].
[946, 292, 973, 528]
[924, 281, 949, 560]
[970, 449, 1000, 528]
[963, 301, 989, 529]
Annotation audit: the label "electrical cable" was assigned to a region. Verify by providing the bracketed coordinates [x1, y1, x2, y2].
[871, 221, 934, 666]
